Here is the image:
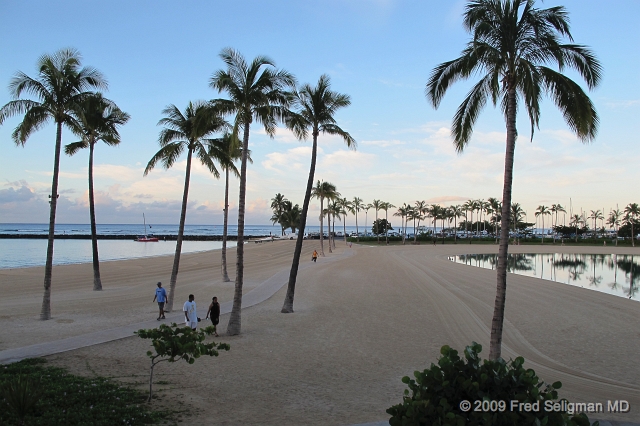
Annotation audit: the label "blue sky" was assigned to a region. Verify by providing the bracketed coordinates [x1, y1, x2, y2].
[1, 0, 639, 227]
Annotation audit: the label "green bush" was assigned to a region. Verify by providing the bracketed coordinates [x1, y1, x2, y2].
[387, 343, 596, 426]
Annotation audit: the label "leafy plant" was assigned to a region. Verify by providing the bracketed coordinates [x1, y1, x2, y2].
[387, 342, 596, 426]
[135, 323, 230, 402]
[2, 374, 42, 425]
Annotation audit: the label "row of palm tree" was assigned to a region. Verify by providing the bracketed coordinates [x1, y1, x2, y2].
[0, 49, 125, 319]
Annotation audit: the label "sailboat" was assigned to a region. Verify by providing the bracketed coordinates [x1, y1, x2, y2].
[136, 213, 159, 242]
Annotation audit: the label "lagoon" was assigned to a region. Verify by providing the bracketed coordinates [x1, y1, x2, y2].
[449, 253, 639, 301]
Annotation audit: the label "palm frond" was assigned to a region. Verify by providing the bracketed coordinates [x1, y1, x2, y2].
[144, 142, 184, 175]
[64, 141, 88, 156]
[452, 74, 492, 151]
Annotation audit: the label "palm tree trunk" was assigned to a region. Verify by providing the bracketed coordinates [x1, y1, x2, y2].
[165, 147, 193, 313]
[282, 132, 319, 313]
[327, 212, 333, 253]
[319, 197, 325, 256]
[489, 86, 517, 361]
[40, 121, 63, 320]
[632, 223, 635, 247]
[88, 141, 102, 291]
[355, 209, 359, 242]
[376, 210, 380, 244]
[343, 214, 347, 246]
[227, 122, 250, 335]
[221, 166, 231, 282]
[385, 210, 389, 244]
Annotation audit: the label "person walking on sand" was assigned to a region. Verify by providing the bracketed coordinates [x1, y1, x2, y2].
[312, 249, 318, 262]
[152, 282, 167, 320]
[183, 294, 198, 330]
[206, 296, 221, 336]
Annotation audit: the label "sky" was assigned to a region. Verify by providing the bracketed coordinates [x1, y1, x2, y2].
[1, 0, 639, 228]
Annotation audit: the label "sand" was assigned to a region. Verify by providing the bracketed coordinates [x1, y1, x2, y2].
[1, 240, 639, 425]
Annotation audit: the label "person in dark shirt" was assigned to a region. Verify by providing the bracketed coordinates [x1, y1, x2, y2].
[206, 296, 221, 336]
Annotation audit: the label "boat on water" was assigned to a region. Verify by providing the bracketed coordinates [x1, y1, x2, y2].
[136, 213, 158, 242]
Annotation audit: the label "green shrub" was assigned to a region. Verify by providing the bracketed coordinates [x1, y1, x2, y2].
[387, 342, 596, 426]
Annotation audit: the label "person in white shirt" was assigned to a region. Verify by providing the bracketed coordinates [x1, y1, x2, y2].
[183, 294, 198, 330]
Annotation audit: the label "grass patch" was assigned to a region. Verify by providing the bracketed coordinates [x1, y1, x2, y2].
[0, 358, 176, 426]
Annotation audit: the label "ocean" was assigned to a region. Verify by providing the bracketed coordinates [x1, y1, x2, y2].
[0, 223, 367, 269]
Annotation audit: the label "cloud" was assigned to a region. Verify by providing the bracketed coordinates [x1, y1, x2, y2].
[361, 139, 405, 148]
[0, 181, 37, 203]
[604, 99, 640, 109]
[262, 146, 314, 173]
[425, 195, 469, 204]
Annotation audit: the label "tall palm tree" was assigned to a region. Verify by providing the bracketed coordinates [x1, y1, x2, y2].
[382, 202, 395, 244]
[550, 204, 566, 243]
[312, 180, 339, 257]
[414, 200, 428, 243]
[271, 193, 287, 236]
[338, 198, 354, 245]
[589, 209, 604, 238]
[535, 205, 551, 244]
[352, 197, 365, 242]
[487, 197, 502, 240]
[144, 101, 228, 312]
[570, 213, 584, 243]
[328, 201, 345, 249]
[427, 0, 601, 359]
[394, 204, 410, 244]
[215, 132, 243, 282]
[210, 48, 295, 334]
[624, 203, 639, 247]
[64, 93, 129, 291]
[608, 208, 622, 247]
[280, 75, 353, 313]
[371, 199, 384, 244]
[450, 205, 464, 243]
[364, 204, 372, 237]
[0, 48, 107, 320]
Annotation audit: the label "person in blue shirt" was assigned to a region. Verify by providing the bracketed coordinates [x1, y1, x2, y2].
[152, 282, 167, 320]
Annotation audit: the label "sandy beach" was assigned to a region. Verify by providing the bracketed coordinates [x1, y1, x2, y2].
[1, 241, 639, 425]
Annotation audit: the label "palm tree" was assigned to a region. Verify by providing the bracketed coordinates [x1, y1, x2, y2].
[352, 197, 365, 242]
[624, 203, 639, 247]
[338, 198, 354, 245]
[414, 200, 428, 243]
[487, 197, 502, 240]
[364, 204, 372, 237]
[550, 204, 566, 243]
[328, 201, 345, 249]
[0, 48, 107, 320]
[535, 205, 551, 244]
[394, 204, 410, 244]
[607, 209, 622, 246]
[427, 0, 601, 359]
[570, 213, 584, 243]
[382, 202, 395, 244]
[210, 48, 295, 334]
[271, 193, 288, 236]
[280, 75, 353, 313]
[64, 93, 129, 291]
[450, 205, 464, 243]
[511, 203, 526, 241]
[589, 209, 604, 239]
[371, 200, 384, 243]
[216, 132, 244, 282]
[312, 180, 339, 256]
[144, 101, 228, 312]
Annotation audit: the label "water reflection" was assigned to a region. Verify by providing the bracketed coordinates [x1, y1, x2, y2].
[450, 253, 638, 301]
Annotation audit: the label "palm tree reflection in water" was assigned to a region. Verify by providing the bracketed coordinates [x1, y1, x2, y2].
[451, 253, 638, 301]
